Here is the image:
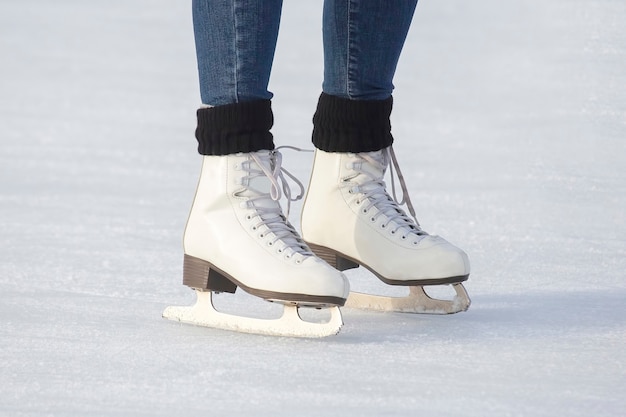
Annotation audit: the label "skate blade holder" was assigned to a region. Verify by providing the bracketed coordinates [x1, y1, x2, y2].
[163, 290, 343, 338]
[345, 283, 471, 314]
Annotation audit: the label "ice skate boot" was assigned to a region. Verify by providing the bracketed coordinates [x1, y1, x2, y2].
[163, 149, 349, 337]
[301, 147, 470, 314]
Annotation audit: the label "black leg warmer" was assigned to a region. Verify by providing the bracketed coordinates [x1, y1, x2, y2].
[195, 100, 275, 156]
[312, 93, 394, 153]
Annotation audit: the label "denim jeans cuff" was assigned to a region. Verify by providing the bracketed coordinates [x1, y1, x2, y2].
[312, 93, 394, 153]
[195, 100, 275, 155]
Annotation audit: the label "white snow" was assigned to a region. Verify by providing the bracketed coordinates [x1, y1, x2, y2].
[1, 0, 624, 416]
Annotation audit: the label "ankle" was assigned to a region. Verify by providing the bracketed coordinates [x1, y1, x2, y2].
[312, 92, 393, 153]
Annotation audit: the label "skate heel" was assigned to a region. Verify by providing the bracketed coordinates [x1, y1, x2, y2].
[307, 243, 359, 271]
[182, 254, 237, 293]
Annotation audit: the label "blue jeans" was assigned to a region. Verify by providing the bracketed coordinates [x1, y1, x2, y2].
[193, 0, 418, 106]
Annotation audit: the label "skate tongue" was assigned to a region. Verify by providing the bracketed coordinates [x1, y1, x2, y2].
[238, 151, 313, 257]
[351, 151, 388, 195]
[354, 149, 426, 236]
[238, 151, 275, 205]
[244, 149, 306, 217]
[355, 151, 387, 183]
[245, 176, 272, 201]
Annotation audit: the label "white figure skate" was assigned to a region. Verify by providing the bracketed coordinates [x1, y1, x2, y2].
[301, 147, 470, 314]
[163, 149, 349, 337]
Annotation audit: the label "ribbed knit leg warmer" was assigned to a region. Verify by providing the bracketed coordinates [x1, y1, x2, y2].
[195, 100, 275, 156]
[312, 93, 394, 153]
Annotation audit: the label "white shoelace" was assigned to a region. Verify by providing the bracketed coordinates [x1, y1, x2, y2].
[242, 147, 314, 258]
[349, 146, 428, 241]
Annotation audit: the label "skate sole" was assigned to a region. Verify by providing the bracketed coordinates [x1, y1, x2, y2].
[182, 254, 346, 308]
[307, 243, 469, 286]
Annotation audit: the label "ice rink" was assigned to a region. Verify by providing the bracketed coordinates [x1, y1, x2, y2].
[1, 1, 624, 416]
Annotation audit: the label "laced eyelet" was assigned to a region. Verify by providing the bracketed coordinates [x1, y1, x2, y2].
[370, 217, 376, 222]
[381, 224, 386, 229]
[401, 236, 407, 240]
[362, 208, 368, 214]
[391, 230, 396, 234]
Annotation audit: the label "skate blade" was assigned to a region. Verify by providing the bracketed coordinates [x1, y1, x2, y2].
[163, 290, 343, 338]
[345, 283, 471, 314]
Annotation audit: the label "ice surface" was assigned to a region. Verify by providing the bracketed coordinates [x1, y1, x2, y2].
[1, 0, 624, 416]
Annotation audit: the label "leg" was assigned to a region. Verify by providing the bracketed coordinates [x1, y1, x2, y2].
[192, 0, 282, 155]
[193, 0, 282, 106]
[302, 0, 471, 313]
[321, 0, 417, 101]
[313, 0, 417, 153]
[165, 1, 350, 336]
